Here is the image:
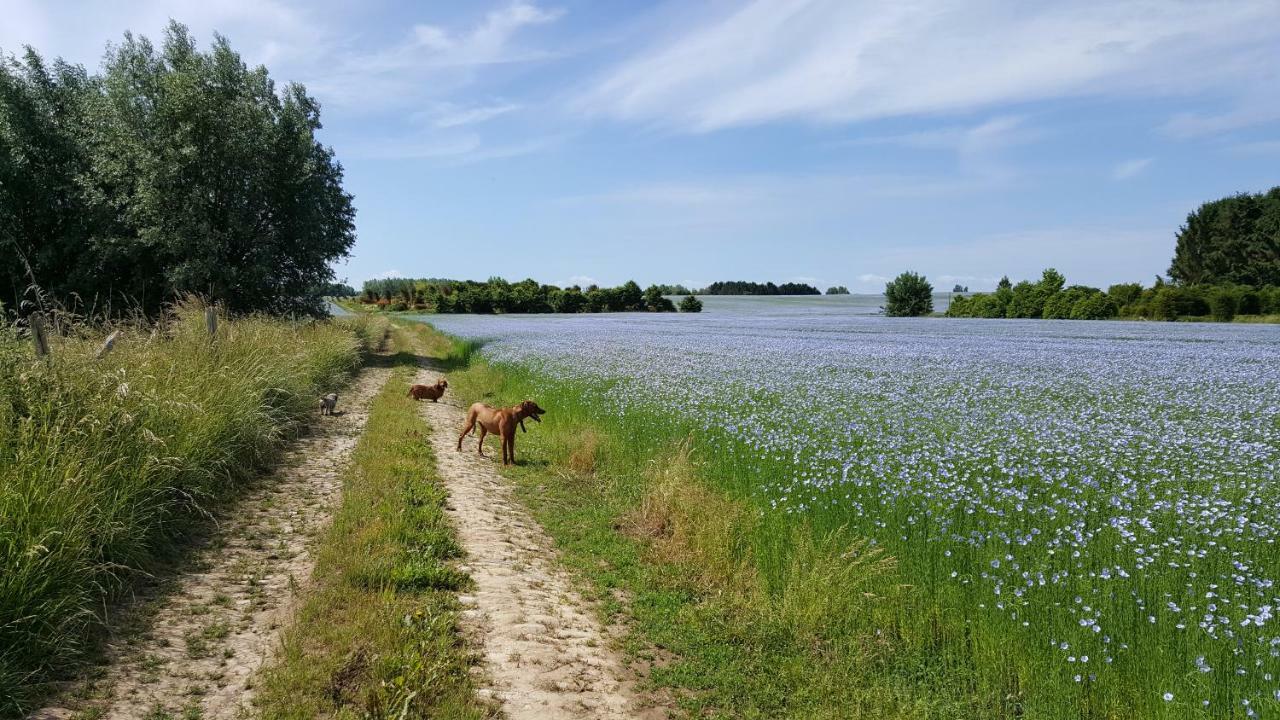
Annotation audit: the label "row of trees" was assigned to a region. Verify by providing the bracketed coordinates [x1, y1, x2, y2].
[826, 286, 851, 295]
[699, 281, 821, 295]
[357, 278, 703, 313]
[946, 270, 1280, 321]
[1, 22, 355, 317]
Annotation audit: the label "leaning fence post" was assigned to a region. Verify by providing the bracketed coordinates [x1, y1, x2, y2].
[205, 306, 218, 342]
[96, 330, 121, 359]
[30, 312, 49, 358]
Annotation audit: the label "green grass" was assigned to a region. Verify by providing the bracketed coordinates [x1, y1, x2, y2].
[253, 323, 492, 720]
[0, 302, 387, 717]
[431, 324, 998, 719]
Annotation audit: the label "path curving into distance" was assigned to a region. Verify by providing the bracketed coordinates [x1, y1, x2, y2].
[414, 367, 664, 720]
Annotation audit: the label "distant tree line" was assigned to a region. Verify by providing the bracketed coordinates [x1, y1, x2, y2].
[700, 281, 821, 295]
[826, 286, 850, 295]
[323, 282, 358, 297]
[356, 277, 702, 313]
[946, 270, 1280, 322]
[0, 22, 355, 317]
[946, 188, 1280, 322]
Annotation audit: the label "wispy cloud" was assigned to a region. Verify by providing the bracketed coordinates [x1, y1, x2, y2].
[346, 131, 562, 164]
[577, 0, 1280, 132]
[431, 101, 522, 127]
[309, 2, 563, 112]
[1229, 139, 1280, 155]
[1112, 157, 1153, 180]
[1161, 101, 1280, 139]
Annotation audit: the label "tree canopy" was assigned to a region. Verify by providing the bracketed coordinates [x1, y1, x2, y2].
[0, 22, 355, 317]
[700, 281, 821, 295]
[1169, 187, 1280, 287]
[356, 277, 680, 314]
[883, 271, 933, 317]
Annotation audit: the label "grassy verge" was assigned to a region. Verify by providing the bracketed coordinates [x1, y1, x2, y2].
[0, 302, 386, 716]
[254, 323, 492, 720]
[429, 323, 994, 720]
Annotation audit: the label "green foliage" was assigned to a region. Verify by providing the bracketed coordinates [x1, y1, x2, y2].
[944, 270, 1274, 323]
[356, 277, 673, 314]
[1106, 283, 1143, 308]
[701, 280, 821, 295]
[679, 294, 704, 313]
[825, 286, 850, 295]
[1169, 187, 1280, 286]
[1042, 285, 1096, 320]
[644, 285, 676, 312]
[0, 23, 355, 317]
[0, 301, 381, 714]
[883, 271, 933, 317]
[1209, 288, 1238, 322]
[1069, 292, 1118, 320]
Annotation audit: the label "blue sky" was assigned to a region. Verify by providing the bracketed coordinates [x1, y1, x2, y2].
[4, 1, 1279, 292]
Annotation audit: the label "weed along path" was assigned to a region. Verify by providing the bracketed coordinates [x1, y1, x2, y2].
[42, 366, 393, 720]
[415, 369, 661, 720]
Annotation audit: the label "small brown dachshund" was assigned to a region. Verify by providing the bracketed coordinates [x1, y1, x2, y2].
[408, 378, 448, 402]
[457, 400, 546, 465]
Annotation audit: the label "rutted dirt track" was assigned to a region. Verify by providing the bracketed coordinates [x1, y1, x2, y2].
[415, 368, 663, 720]
[39, 367, 392, 720]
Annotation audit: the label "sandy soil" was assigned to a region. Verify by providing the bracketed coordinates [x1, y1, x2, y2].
[415, 373, 665, 720]
[33, 366, 392, 720]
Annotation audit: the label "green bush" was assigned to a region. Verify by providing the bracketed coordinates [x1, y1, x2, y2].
[1238, 290, 1262, 315]
[883, 271, 933, 317]
[1209, 288, 1238, 322]
[1070, 292, 1118, 320]
[679, 295, 704, 313]
[0, 302, 377, 714]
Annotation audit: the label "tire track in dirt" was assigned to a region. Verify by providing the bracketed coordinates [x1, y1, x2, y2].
[35, 366, 392, 720]
[414, 368, 665, 720]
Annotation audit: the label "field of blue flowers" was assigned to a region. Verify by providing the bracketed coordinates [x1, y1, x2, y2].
[425, 299, 1279, 718]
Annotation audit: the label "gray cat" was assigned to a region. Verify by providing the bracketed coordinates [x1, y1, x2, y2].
[319, 393, 338, 416]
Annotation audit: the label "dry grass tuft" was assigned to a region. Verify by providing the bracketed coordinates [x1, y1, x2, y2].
[624, 439, 760, 599]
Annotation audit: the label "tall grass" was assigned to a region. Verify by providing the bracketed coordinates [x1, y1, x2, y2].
[0, 302, 386, 715]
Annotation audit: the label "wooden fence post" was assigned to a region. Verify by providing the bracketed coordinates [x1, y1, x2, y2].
[30, 313, 49, 358]
[96, 330, 121, 359]
[205, 306, 218, 341]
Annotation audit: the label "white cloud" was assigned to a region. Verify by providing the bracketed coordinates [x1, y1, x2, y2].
[858, 273, 891, 285]
[1161, 101, 1280, 139]
[1112, 157, 1153, 180]
[431, 101, 522, 127]
[378, 269, 403, 278]
[1230, 139, 1280, 155]
[577, 0, 1280, 132]
[566, 275, 598, 287]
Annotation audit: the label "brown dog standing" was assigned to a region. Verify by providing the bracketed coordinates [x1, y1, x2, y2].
[408, 378, 448, 402]
[456, 400, 546, 465]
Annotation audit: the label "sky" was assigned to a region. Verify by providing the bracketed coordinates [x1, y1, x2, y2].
[3, 1, 1279, 292]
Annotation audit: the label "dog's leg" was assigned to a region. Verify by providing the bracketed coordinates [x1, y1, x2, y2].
[457, 417, 475, 450]
[476, 426, 488, 457]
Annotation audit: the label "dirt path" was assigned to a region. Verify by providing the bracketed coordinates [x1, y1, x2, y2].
[37, 366, 393, 720]
[415, 370, 662, 720]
